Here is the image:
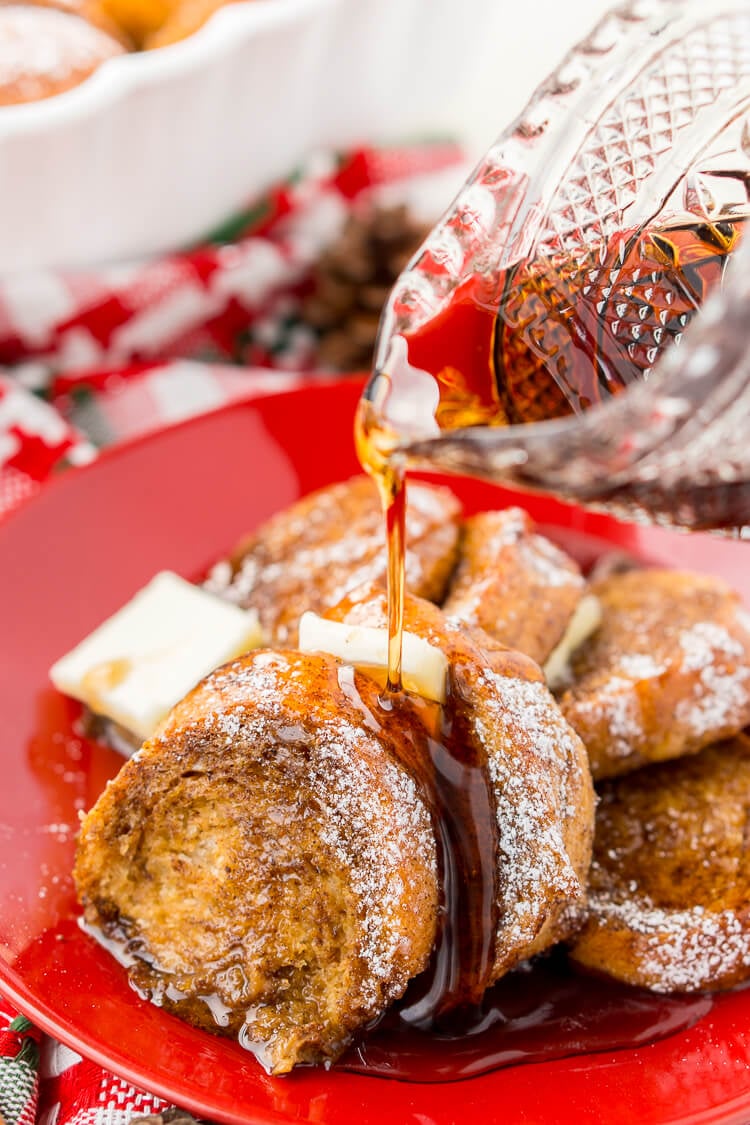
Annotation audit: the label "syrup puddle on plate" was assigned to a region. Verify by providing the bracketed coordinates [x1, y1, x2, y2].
[341, 950, 712, 1083]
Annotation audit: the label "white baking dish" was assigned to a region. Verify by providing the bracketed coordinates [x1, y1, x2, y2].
[0, 0, 609, 274]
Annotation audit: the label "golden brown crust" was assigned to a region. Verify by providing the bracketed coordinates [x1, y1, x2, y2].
[325, 583, 595, 979]
[74, 650, 439, 1074]
[204, 476, 462, 647]
[569, 735, 750, 992]
[0, 6, 124, 105]
[442, 508, 584, 666]
[96, 0, 176, 44]
[557, 569, 750, 779]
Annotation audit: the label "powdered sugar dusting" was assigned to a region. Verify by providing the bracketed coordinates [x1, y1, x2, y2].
[679, 621, 744, 672]
[184, 652, 437, 1006]
[588, 892, 750, 991]
[618, 653, 666, 679]
[443, 509, 582, 663]
[475, 671, 588, 966]
[675, 621, 750, 737]
[518, 533, 584, 590]
[0, 7, 121, 91]
[204, 480, 458, 643]
[310, 718, 434, 994]
[568, 675, 645, 760]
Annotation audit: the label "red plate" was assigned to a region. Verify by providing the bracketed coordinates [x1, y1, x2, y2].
[2, 378, 750, 1125]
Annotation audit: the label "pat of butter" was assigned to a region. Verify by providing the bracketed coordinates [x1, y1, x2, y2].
[50, 571, 264, 744]
[298, 611, 448, 704]
[544, 594, 602, 692]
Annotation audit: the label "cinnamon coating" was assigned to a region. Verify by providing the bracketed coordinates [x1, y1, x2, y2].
[204, 476, 462, 646]
[557, 569, 750, 779]
[569, 734, 750, 992]
[442, 508, 584, 666]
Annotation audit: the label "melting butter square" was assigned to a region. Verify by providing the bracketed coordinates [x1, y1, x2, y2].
[50, 571, 263, 745]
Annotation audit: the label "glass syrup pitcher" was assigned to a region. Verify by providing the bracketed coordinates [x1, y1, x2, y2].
[357, 0, 750, 532]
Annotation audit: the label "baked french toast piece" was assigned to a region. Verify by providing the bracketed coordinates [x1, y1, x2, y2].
[569, 734, 750, 992]
[442, 508, 584, 666]
[74, 650, 439, 1074]
[325, 583, 595, 979]
[204, 475, 461, 646]
[557, 569, 750, 780]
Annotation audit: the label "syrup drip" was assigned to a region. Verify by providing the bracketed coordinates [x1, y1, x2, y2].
[351, 220, 745, 1064]
[356, 402, 499, 1017]
[353, 408, 716, 1071]
[382, 466, 406, 695]
[390, 690, 499, 1022]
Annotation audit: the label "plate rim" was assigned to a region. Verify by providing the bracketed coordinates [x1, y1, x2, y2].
[2, 378, 750, 1125]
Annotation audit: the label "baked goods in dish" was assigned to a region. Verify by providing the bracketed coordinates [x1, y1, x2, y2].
[0, 5, 125, 104]
[31, 0, 132, 43]
[569, 734, 750, 992]
[144, 0, 236, 47]
[556, 568, 750, 779]
[0, 0, 259, 106]
[67, 471, 750, 1074]
[74, 586, 594, 1071]
[204, 476, 462, 646]
[442, 508, 584, 666]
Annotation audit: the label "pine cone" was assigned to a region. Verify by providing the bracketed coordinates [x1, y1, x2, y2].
[134, 1110, 207, 1125]
[303, 204, 430, 371]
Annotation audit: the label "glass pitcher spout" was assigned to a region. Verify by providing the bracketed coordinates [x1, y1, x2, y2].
[360, 0, 750, 531]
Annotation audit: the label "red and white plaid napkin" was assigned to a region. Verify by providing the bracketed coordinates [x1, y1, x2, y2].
[0, 140, 463, 1125]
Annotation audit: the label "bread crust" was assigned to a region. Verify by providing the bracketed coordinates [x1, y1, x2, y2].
[204, 476, 462, 646]
[569, 735, 750, 992]
[442, 508, 584, 666]
[326, 584, 595, 979]
[558, 569, 750, 779]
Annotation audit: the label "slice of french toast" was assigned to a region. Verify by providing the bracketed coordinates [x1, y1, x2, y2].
[442, 508, 584, 666]
[558, 569, 750, 779]
[204, 475, 461, 646]
[569, 733, 750, 991]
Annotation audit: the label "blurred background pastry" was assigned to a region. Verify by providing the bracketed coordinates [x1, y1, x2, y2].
[144, 0, 241, 48]
[21, 0, 132, 41]
[0, 4, 125, 104]
[97, 0, 176, 43]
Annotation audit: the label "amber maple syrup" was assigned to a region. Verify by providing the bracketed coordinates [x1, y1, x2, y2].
[356, 213, 745, 684]
[351, 214, 745, 1080]
[384, 687, 499, 1023]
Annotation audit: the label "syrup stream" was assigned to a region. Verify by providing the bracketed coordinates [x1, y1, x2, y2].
[394, 692, 499, 1024]
[357, 398, 499, 1019]
[354, 380, 713, 1078]
[382, 465, 406, 694]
